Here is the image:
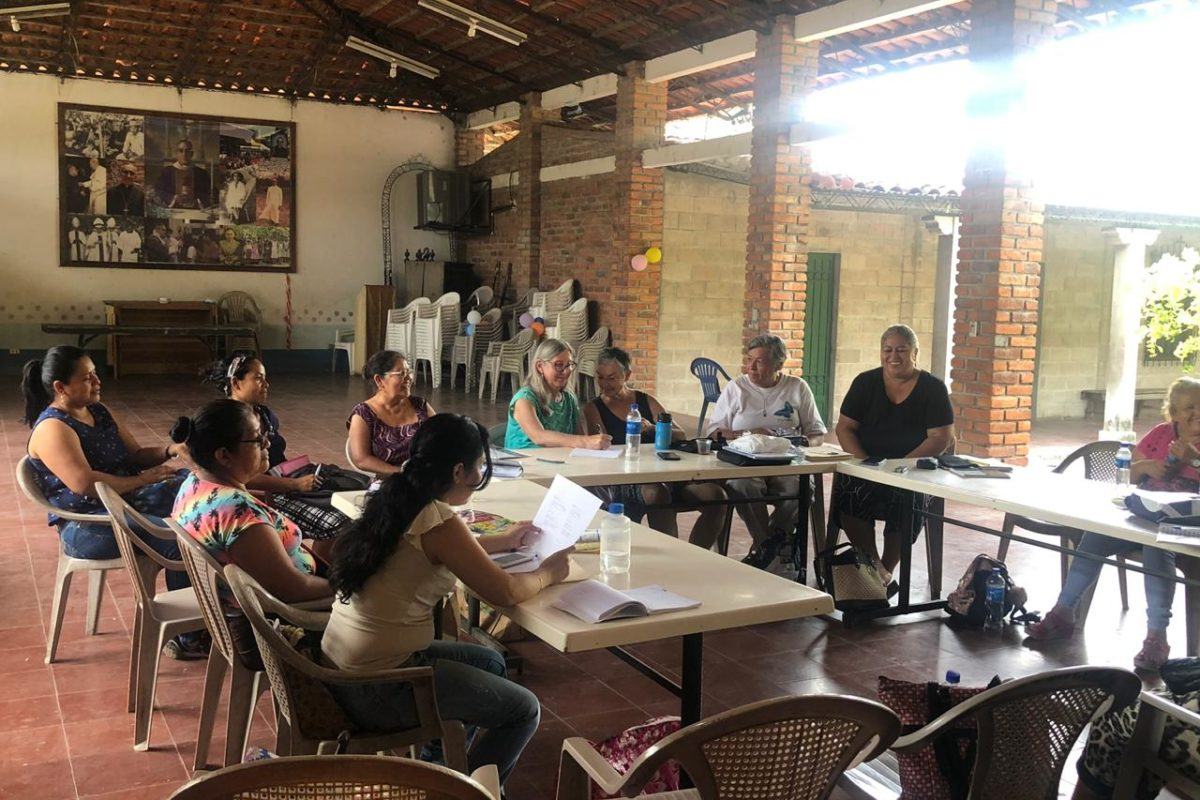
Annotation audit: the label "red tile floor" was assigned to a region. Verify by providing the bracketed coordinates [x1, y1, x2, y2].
[0, 372, 1178, 799]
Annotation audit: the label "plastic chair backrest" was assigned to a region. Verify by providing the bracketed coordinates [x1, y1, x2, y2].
[468, 286, 494, 309]
[217, 291, 261, 326]
[488, 423, 507, 447]
[95, 482, 181, 608]
[1054, 440, 1121, 483]
[170, 519, 237, 664]
[690, 357, 731, 403]
[16, 456, 109, 523]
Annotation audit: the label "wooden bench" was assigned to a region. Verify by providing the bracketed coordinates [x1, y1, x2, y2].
[41, 323, 260, 377]
[1080, 388, 1166, 419]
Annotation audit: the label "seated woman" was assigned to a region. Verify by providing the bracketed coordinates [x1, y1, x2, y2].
[833, 324, 954, 584]
[706, 334, 828, 569]
[171, 399, 331, 667]
[324, 414, 567, 785]
[206, 353, 349, 539]
[1026, 376, 1200, 670]
[504, 338, 610, 451]
[348, 350, 434, 475]
[22, 346, 198, 658]
[583, 347, 728, 548]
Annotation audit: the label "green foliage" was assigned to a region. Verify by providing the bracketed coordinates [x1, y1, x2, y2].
[1142, 247, 1200, 369]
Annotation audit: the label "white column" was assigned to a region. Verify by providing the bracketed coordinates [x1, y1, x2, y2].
[1102, 226, 1160, 434]
[926, 214, 960, 384]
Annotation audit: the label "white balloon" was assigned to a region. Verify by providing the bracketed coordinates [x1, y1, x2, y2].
[466, 310, 482, 325]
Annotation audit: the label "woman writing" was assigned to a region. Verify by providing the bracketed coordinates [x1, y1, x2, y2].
[22, 346, 197, 657]
[583, 347, 728, 548]
[833, 324, 954, 584]
[347, 350, 434, 475]
[324, 414, 565, 784]
[505, 338, 610, 450]
[1026, 376, 1200, 670]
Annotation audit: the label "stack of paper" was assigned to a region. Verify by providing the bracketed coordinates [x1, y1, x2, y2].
[489, 446, 526, 479]
[801, 445, 853, 462]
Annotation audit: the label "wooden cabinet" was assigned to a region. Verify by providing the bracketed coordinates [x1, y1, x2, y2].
[104, 300, 216, 378]
[352, 285, 396, 374]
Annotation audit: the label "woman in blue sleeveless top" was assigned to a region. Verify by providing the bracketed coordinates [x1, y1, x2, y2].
[21, 346, 202, 658]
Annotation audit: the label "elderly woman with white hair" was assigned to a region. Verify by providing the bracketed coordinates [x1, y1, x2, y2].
[834, 324, 954, 587]
[706, 333, 827, 569]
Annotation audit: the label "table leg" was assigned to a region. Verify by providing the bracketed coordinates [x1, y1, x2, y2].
[793, 476, 811, 585]
[681, 633, 704, 727]
[898, 492, 914, 608]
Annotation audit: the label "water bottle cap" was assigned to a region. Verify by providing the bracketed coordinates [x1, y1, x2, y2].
[609, 503, 624, 515]
[630, 403, 638, 412]
[945, 670, 961, 684]
[658, 412, 672, 423]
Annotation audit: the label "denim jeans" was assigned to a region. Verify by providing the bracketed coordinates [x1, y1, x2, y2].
[329, 640, 540, 783]
[58, 517, 189, 592]
[1059, 533, 1177, 632]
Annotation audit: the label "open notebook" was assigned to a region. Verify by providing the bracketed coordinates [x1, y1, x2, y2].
[552, 579, 700, 623]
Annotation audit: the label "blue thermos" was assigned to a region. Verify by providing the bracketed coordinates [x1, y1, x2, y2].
[655, 412, 672, 451]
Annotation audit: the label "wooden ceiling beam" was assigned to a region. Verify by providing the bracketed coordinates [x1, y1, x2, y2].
[56, 0, 83, 74]
[484, 0, 640, 63]
[177, 0, 223, 85]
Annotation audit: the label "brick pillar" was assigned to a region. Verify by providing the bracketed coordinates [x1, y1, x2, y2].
[951, 0, 1057, 462]
[743, 16, 819, 372]
[455, 126, 486, 167]
[612, 61, 667, 391]
[512, 93, 549, 294]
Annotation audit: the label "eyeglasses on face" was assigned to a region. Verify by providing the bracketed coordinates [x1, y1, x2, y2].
[546, 360, 577, 373]
[240, 431, 270, 448]
[383, 369, 413, 380]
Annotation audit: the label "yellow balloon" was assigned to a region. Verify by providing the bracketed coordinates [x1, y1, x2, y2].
[645, 246, 662, 264]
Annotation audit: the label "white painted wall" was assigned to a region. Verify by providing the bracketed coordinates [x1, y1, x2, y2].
[0, 72, 454, 354]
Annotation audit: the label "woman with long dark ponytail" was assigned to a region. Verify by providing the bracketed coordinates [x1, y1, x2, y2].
[21, 346, 199, 658]
[323, 413, 569, 785]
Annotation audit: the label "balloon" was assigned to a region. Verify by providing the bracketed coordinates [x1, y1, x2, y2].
[519, 312, 534, 328]
[531, 321, 546, 336]
[645, 246, 662, 264]
[631, 254, 648, 272]
[465, 324, 476, 336]
[466, 310, 482, 325]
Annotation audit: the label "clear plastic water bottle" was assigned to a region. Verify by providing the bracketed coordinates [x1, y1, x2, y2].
[625, 403, 642, 462]
[983, 568, 1006, 633]
[600, 503, 631, 575]
[1116, 443, 1132, 485]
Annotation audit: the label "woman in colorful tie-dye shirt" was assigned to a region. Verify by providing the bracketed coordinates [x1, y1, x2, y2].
[171, 400, 329, 667]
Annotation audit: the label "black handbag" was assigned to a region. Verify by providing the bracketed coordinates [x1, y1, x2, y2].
[716, 448, 795, 467]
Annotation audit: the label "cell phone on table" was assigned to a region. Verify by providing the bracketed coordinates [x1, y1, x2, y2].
[862, 456, 884, 466]
[656, 451, 681, 461]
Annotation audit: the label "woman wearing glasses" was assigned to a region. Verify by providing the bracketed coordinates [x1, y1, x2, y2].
[348, 350, 436, 475]
[504, 338, 611, 450]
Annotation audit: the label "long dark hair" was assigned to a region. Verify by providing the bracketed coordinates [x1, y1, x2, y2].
[329, 414, 492, 601]
[20, 345, 90, 428]
[170, 399, 256, 474]
[200, 351, 260, 396]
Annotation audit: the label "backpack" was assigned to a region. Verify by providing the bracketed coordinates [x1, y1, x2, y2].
[945, 554, 1037, 629]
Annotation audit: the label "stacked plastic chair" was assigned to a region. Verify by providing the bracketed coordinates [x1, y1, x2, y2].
[465, 285, 494, 313]
[385, 297, 430, 361]
[479, 328, 536, 403]
[411, 292, 459, 388]
[450, 307, 503, 392]
[550, 297, 589, 349]
[573, 326, 610, 399]
[530, 279, 575, 323]
[501, 288, 535, 337]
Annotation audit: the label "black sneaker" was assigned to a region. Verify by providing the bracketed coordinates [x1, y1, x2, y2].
[741, 532, 786, 570]
[163, 631, 211, 661]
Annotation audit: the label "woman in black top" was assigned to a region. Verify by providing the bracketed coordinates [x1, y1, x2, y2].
[582, 348, 728, 549]
[833, 325, 955, 582]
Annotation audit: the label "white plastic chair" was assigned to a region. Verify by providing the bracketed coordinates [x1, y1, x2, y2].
[466, 285, 494, 312]
[332, 329, 355, 373]
[550, 297, 589, 349]
[96, 484, 205, 752]
[573, 326, 610, 400]
[478, 328, 535, 403]
[16, 456, 123, 664]
[412, 292, 460, 388]
[385, 297, 430, 360]
[171, 520, 272, 770]
[345, 438, 375, 479]
[530, 279, 575, 323]
[450, 308, 503, 392]
[502, 288, 535, 337]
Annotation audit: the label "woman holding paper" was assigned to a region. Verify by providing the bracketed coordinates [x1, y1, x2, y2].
[504, 338, 610, 450]
[1026, 376, 1200, 671]
[324, 413, 569, 785]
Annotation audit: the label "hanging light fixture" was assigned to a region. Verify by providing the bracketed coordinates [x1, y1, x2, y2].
[416, 0, 526, 46]
[345, 35, 440, 80]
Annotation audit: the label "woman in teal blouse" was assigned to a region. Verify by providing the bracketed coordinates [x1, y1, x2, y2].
[505, 338, 612, 450]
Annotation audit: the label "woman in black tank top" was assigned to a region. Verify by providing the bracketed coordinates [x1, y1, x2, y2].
[582, 348, 728, 549]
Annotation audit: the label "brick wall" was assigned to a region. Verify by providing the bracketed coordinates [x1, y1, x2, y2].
[542, 125, 614, 168]
[540, 174, 616, 310]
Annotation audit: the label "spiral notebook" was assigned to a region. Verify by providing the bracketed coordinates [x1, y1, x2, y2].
[552, 580, 700, 623]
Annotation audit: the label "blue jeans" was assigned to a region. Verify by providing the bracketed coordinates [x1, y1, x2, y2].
[329, 641, 540, 783]
[1059, 533, 1177, 632]
[59, 517, 189, 592]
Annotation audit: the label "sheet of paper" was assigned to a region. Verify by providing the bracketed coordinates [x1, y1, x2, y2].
[570, 448, 622, 459]
[531, 475, 602, 558]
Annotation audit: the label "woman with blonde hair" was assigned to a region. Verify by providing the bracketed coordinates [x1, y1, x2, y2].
[504, 338, 610, 450]
[1026, 375, 1200, 671]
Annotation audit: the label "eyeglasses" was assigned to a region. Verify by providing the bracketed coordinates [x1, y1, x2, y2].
[547, 361, 577, 373]
[383, 369, 413, 379]
[240, 432, 270, 448]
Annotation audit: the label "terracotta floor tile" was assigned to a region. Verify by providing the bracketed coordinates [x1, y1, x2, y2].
[5, 665, 58, 700]
[0, 723, 69, 768]
[65, 713, 174, 757]
[57, 686, 133, 724]
[0, 644, 46, 673]
[79, 781, 181, 800]
[0, 758, 77, 800]
[514, 716, 576, 769]
[0, 694, 64, 733]
[532, 675, 636, 720]
[70, 747, 189, 797]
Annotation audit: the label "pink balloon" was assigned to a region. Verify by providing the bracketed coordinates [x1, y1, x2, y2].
[631, 254, 649, 272]
[519, 312, 534, 328]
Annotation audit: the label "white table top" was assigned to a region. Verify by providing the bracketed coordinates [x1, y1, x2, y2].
[508, 444, 833, 488]
[332, 480, 833, 653]
[836, 459, 1200, 557]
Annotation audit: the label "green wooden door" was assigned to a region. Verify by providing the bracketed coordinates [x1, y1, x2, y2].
[803, 253, 839, 423]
